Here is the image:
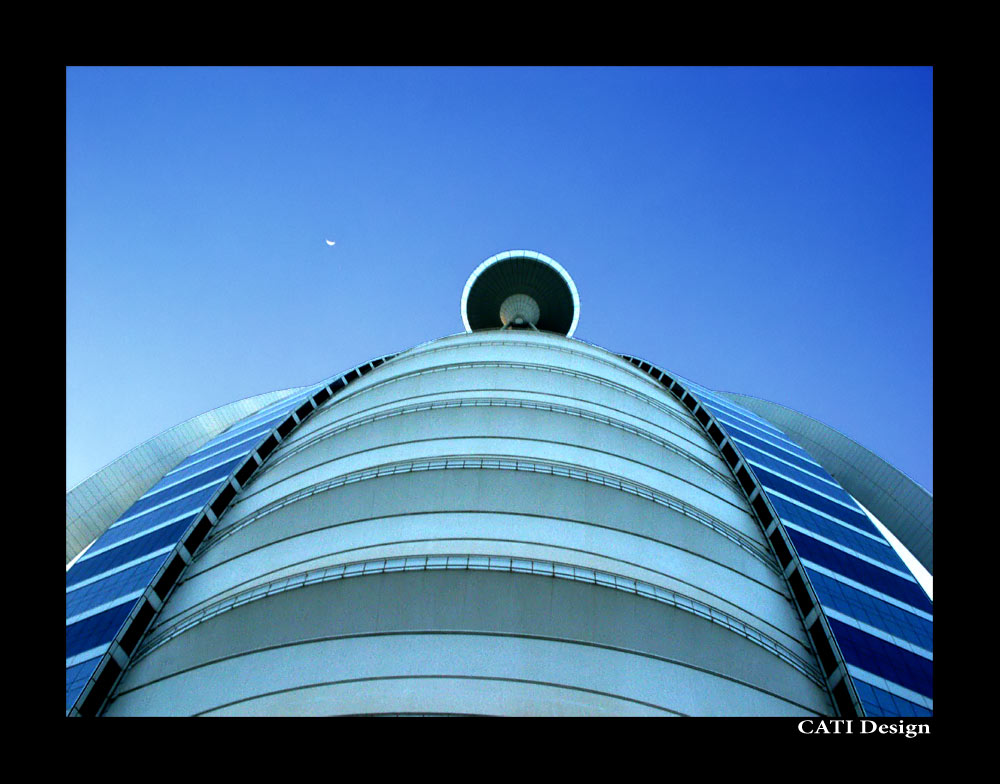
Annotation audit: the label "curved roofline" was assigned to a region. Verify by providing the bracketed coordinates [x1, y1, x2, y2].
[461, 250, 580, 337]
[719, 392, 933, 574]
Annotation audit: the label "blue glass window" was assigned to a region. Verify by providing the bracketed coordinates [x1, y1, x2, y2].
[711, 411, 813, 458]
[186, 418, 282, 459]
[66, 658, 102, 712]
[66, 600, 137, 658]
[244, 388, 318, 423]
[66, 556, 168, 618]
[727, 435, 831, 485]
[67, 516, 195, 587]
[692, 384, 934, 716]
[807, 571, 932, 651]
[161, 445, 254, 486]
[64, 384, 327, 713]
[852, 678, 932, 717]
[715, 420, 826, 475]
[740, 444, 857, 505]
[769, 496, 906, 571]
[124, 458, 243, 520]
[699, 397, 790, 439]
[752, 466, 875, 533]
[829, 618, 932, 699]
[789, 529, 932, 613]
[99, 485, 218, 547]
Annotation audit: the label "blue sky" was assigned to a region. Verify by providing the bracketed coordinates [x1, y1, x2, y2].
[67, 66, 932, 499]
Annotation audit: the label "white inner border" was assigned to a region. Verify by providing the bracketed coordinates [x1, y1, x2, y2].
[461, 250, 581, 337]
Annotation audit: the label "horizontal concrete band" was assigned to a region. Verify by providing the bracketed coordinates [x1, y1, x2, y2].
[276, 397, 736, 498]
[264, 396, 740, 493]
[202, 491, 781, 602]
[135, 553, 820, 681]
[196, 676, 682, 717]
[290, 371, 720, 468]
[323, 358, 707, 441]
[226, 436, 754, 556]
[389, 333, 671, 400]
[154, 533, 805, 663]
[223, 454, 760, 570]
[110, 636, 826, 717]
[274, 397, 728, 478]
[157, 471, 800, 648]
[107, 570, 832, 716]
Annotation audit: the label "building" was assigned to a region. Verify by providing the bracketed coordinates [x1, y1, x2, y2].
[66, 250, 932, 717]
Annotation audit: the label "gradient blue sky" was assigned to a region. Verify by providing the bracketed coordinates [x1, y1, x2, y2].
[66, 66, 932, 498]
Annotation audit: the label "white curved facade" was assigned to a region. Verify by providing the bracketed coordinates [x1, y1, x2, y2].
[103, 331, 834, 716]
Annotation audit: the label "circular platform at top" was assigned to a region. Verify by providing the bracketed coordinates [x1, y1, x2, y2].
[461, 250, 580, 337]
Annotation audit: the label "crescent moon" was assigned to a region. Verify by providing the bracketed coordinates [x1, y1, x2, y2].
[325, 240, 336, 246]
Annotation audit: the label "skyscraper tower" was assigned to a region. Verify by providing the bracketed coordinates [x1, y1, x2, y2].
[66, 250, 932, 717]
